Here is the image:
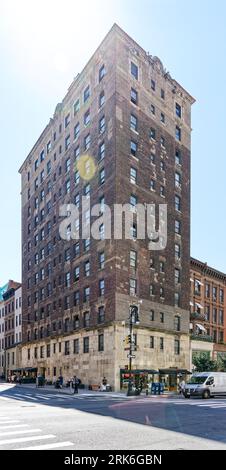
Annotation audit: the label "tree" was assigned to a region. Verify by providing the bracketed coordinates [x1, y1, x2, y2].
[192, 356, 218, 372]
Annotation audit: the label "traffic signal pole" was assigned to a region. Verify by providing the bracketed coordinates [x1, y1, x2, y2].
[127, 305, 139, 396]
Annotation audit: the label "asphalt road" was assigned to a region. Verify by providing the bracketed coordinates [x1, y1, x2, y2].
[0, 383, 226, 450]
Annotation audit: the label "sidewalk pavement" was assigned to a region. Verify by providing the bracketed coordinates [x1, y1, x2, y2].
[0, 381, 180, 398]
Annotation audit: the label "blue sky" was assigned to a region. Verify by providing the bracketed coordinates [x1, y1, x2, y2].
[0, 0, 226, 283]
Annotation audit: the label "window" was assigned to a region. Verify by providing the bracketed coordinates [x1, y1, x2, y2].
[84, 260, 90, 277]
[74, 339, 79, 354]
[175, 292, 180, 307]
[65, 134, 70, 150]
[213, 308, 217, 323]
[160, 261, 165, 273]
[84, 85, 90, 103]
[160, 287, 165, 298]
[160, 185, 165, 197]
[84, 109, 90, 126]
[98, 334, 104, 352]
[131, 223, 137, 239]
[175, 195, 181, 212]
[150, 179, 156, 191]
[47, 141, 51, 154]
[83, 311, 90, 328]
[175, 243, 181, 260]
[74, 266, 80, 283]
[130, 167, 137, 184]
[74, 122, 80, 140]
[74, 193, 80, 208]
[99, 116, 106, 134]
[65, 272, 71, 288]
[174, 339, 180, 355]
[213, 286, 217, 302]
[151, 79, 155, 91]
[150, 310, 155, 321]
[130, 194, 137, 209]
[219, 331, 224, 343]
[35, 159, 39, 171]
[130, 278, 137, 296]
[174, 316, 181, 331]
[175, 219, 181, 235]
[74, 242, 80, 257]
[65, 113, 70, 128]
[99, 168, 105, 185]
[65, 179, 70, 194]
[160, 337, 164, 350]
[84, 286, 90, 303]
[98, 306, 105, 323]
[99, 279, 105, 297]
[40, 346, 44, 358]
[150, 128, 156, 140]
[99, 64, 106, 82]
[99, 223, 105, 240]
[83, 337, 89, 353]
[84, 183, 90, 197]
[161, 112, 165, 123]
[131, 62, 138, 80]
[64, 295, 70, 310]
[130, 114, 138, 132]
[74, 170, 80, 186]
[150, 336, 154, 349]
[175, 172, 181, 189]
[73, 314, 79, 328]
[73, 99, 80, 116]
[84, 134, 91, 151]
[219, 310, 224, 325]
[99, 252, 105, 270]
[131, 140, 137, 157]
[83, 238, 90, 252]
[151, 104, 155, 115]
[150, 153, 155, 165]
[175, 150, 181, 165]
[176, 126, 181, 141]
[175, 268, 181, 284]
[40, 150, 45, 162]
[175, 103, 182, 118]
[99, 91, 105, 108]
[131, 88, 138, 105]
[150, 284, 154, 296]
[160, 312, 164, 323]
[220, 289, 224, 303]
[74, 291, 80, 307]
[128, 250, 137, 271]
[161, 88, 165, 99]
[65, 341, 70, 355]
[99, 141, 105, 161]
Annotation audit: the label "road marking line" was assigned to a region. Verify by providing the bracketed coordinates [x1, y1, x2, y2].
[0, 420, 20, 424]
[35, 395, 50, 400]
[0, 425, 29, 430]
[0, 434, 55, 445]
[19, 441, 75, 450]
[0, 429, 42, 437]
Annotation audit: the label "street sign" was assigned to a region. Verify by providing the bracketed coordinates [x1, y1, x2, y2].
[127, 354, 136, 359]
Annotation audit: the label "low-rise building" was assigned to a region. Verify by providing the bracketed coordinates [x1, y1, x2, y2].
[190, 257, 226, 369]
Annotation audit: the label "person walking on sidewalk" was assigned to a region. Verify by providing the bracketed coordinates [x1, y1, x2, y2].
[73, 376, 80, 394]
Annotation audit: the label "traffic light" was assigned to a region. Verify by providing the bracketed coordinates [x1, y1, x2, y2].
[130, 305, 140, 324]
[124, 334, 132, 344]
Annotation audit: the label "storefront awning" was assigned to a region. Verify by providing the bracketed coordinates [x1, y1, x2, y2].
[120, 369, 158, 374]
[159, 369, 192, 375]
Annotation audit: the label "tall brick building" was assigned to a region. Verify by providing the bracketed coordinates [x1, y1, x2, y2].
[190, 257, 226, 368]
[19, 24, 195, 390]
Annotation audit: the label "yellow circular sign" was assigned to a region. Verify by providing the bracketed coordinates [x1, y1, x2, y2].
[75, 154, 96, 181]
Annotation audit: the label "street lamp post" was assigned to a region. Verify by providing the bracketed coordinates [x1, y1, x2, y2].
[127, 305, 139, 396]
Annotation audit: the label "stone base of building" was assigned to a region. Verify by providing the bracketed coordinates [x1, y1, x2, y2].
[21, 323, 190, 391]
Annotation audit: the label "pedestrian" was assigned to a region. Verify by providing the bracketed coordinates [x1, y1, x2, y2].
[179, 379, 185, 395]
[59, 375, 63, 389]
[73, 376, 80, 394]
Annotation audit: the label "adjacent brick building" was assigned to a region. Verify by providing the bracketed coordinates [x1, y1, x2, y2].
[19, 24, 195, 390]
[190, 257, 226, 368]
[3, 281, 22, 379]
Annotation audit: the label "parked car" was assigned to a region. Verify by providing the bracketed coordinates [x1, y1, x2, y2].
[183, 372, 226, 399]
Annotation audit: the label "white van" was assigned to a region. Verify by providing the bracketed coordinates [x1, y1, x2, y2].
[184, 372, 226, 399]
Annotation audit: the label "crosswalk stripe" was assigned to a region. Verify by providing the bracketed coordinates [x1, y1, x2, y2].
[0, 434, 55, 446]
[36, 395, 50, 400]
[0, 425, 29, 430]
[0, 429, 42, 437]
[19, 441, 75, 450]
[0, 420, 20, 424]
